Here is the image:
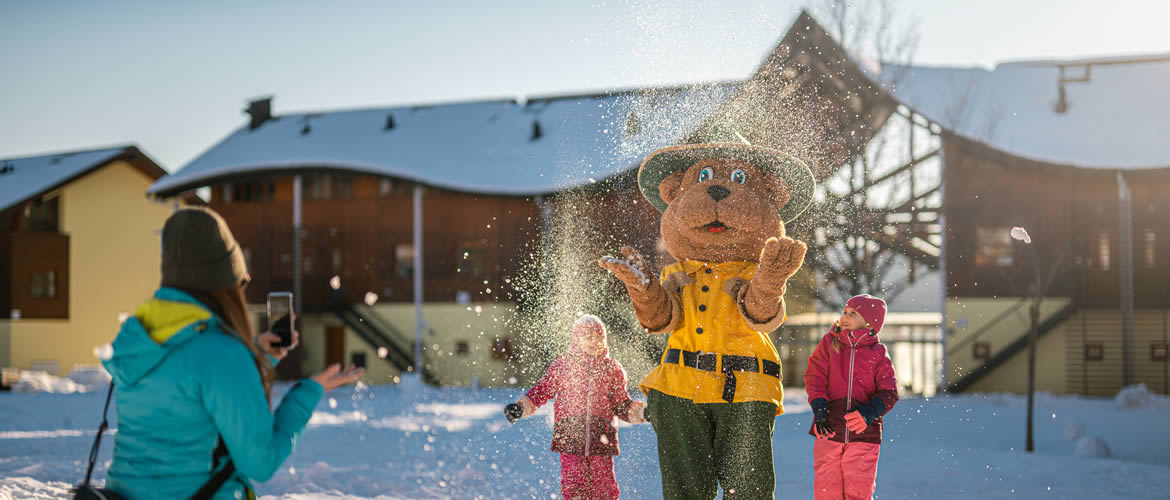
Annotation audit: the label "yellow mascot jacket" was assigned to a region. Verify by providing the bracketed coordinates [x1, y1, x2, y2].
[639, 260, 787, 415]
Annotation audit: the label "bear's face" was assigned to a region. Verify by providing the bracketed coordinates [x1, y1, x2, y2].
[658, 158, 792, 263]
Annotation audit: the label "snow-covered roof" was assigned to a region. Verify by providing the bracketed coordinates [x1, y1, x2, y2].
[149, 84, 739, 197]
[883, 54, 1170, 169]
[0, 145, 135, 212]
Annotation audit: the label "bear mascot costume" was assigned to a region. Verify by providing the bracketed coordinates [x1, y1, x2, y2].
[599, 141, 814, 499]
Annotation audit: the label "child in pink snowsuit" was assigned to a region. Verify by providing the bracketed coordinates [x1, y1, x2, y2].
[505, 315, 646, 500]
[804, 294, 898, 500]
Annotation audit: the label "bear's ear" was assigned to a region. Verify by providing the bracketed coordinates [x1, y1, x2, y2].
[765, 173, 793, 210]
[659, 170, 686, 205]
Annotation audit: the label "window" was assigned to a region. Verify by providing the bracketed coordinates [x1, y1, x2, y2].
[972, 342, 991, 361]
[455, 341, 470, 356]
[26, 197, 59, 232]
[331, 248, 343, 274]
[457, 241, 488, 276]
[395, 244, 415, 278]
[492, 338, 514, 361]
[350, 352, 367, 369]
[31, 271, 55, 298]
[227, 180, 275, 203]
[1097, 232, 1111, 271]
[1152, 344, 1168, 362]
[305, 174, 332, 200]
[1144, 229, 1156, 269]
[974, 227, 1014, 268]
[1085, 343, 1104, 362]
[304, 174, 352, 200]
[333, 175, 353, 200]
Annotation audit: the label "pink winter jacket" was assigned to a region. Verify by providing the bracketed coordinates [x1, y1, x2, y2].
[526, 347, 635, 456]
[804, 326, 898, 444]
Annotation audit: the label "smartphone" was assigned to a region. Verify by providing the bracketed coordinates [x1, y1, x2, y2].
[266, 291, 294, 348]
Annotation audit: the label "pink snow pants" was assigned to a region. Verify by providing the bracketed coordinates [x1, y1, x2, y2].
[813, 439, 881, 500]
[560, 453, 619, 500]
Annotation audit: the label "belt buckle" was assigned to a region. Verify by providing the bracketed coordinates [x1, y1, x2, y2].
[697, 351, 717, 371]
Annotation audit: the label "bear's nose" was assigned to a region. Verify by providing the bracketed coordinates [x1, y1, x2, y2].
[707, 185, 730, 202]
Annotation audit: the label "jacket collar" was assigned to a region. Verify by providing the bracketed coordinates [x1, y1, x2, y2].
[678, 259, 756, 275]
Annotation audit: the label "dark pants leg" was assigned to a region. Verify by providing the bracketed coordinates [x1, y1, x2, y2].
[711, 399, 776, 499]
[648, 390, 777, 500]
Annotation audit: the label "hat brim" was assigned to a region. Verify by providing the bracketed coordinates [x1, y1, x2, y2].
[637, 143, 816, 221]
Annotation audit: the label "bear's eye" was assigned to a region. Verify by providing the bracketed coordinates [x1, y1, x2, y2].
[698, 167, 713, 183]
[730, 169, 746, 184]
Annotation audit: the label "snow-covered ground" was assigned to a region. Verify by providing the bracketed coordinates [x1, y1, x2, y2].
[2, 370, 1169, 499]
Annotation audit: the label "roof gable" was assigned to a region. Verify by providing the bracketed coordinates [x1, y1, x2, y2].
[0, 145, 162, 212]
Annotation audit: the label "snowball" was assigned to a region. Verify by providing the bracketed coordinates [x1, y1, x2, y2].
[93, 343, 114, 361]
[377, 347, 389, 358]
[364, 292, 378, 306]
[1063, 421, 1085, 441]
[1073, 435, 1111, 458]
[330, 275, 341, 290]
[329, 398, 338, 409]
[1010, 227, 1031, 244]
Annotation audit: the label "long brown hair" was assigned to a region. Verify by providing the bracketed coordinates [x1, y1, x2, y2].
[184, 284, 276, 403]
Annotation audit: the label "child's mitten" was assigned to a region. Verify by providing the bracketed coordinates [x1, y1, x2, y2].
[846, 397, 886, 425]
[811, 398, 834, 438]
[504, 397, 535, 423]
[628, 401, 647, 424]
[504, 403, 524, 423]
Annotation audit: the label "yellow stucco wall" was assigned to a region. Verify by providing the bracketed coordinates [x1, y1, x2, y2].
[292, 302, 522, 386]
[8, 160, 173, 374]
[947, 297, 1072, 394]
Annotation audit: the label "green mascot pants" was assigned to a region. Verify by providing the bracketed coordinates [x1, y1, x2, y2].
[647, 390, 777, 499]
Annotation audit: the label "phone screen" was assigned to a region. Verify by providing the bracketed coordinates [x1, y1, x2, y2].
[266, 292, 294, 348]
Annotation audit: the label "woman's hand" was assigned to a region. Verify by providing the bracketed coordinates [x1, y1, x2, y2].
[257, 331, 299, 360]
[310, 364, 365, 392]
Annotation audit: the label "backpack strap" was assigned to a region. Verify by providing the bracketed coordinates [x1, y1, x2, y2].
[187, 438, 236, 500]
[80, 382, 241, 500]
[81, 383, 116, 487]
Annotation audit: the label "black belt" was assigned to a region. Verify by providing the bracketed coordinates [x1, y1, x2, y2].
[663, 348, 781, 403]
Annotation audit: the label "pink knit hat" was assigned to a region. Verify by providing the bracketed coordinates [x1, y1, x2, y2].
[845, 294, 887, 334]
[572, 315, 608, 342]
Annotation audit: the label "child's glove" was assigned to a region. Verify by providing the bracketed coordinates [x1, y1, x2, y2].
[504, 403, 524, 424]
[504, 397, 535, 424]
[845, 397, 886, 433]
[628, 401, 647, 424]
[811, 398, 835, 438]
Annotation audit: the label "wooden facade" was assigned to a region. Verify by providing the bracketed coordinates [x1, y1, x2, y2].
[207, 169, 664, 312]
[1, 192, 70, 320]
[942, 135, 1170, 308]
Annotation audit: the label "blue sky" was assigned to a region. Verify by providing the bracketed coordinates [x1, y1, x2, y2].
[2, 0, 1166, 170]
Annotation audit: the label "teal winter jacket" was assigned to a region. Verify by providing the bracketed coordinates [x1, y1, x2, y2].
[101, 288, 323, 500]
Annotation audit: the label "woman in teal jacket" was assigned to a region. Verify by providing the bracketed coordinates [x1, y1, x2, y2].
[101, 207, 362, 500]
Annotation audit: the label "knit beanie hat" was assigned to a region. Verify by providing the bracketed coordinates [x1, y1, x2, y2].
[845, 294, 887, 334]
[572, 315, 608, 343]
[160, 207, 248, 293]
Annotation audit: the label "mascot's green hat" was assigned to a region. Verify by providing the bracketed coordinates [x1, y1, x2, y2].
[637, 141, 816, 221]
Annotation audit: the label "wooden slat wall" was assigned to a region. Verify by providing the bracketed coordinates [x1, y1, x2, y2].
[1065, 309, 1170, 396]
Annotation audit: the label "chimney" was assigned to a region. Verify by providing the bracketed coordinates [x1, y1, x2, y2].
[245, 97, 274, 130]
